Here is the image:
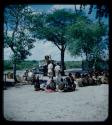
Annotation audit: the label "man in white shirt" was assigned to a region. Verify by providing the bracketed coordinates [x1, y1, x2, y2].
[27, 70, 33, 83]
[28, 70, 33, 77]
[47, 61, 53, 78]
[54, 63, 61, 83]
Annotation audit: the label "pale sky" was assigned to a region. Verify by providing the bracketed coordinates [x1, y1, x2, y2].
[4, 5, 108, 61]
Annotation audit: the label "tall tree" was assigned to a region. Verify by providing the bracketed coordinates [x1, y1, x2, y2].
[67, 18, 107, 70]
[28, 9, 86, 75]
[4, 5, 35, 83]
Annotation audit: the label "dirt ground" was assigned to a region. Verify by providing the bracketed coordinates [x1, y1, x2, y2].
[3, 83, 108, 121]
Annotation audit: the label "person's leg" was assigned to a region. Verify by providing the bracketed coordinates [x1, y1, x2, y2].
[72, 84, 76, 90]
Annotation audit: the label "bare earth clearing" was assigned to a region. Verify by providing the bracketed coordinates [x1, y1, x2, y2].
[3, 83, 108, 121]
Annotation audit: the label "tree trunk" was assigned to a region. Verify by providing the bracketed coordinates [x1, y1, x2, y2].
[85, 52, 89, 71]
[13, 63, 17, 84]
[61, 48, 65, 76]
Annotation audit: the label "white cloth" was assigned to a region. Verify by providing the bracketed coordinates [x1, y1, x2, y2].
[55, 65, 61, 82]
[55, 65, 61, 72]
[28, 72, 33, 78]
[48, 63, 53, 73]
[48, 63, 53, 77]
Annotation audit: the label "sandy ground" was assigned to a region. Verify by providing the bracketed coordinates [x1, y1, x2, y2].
[3, 83, 108, 122]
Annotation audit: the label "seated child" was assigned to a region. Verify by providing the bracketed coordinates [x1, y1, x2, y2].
[58, 78, 65, 91]
[34, 76, 44, 91]
[46, 78, 56, 91]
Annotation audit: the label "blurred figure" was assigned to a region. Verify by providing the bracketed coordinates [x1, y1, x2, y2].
[34, 75, 44, 91]
[47, 61, 53, 79]
[88, 73, 95, 86]
[81, 74, 88, 86]
[27, 70, 33, 84]
[101, 72, 108, 84]
[23, 69, 29, 82]
[92, 72, 100, 85]
[74, 72, 83, 87]
[46, 77, 56, 91]
[54, 63, 61, 84]
[63, 73, 76, 92]
[58, 78, 65, 91]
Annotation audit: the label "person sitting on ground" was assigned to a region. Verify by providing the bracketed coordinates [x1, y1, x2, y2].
[92, 71, 100, 85]
[87, 72, 95, 86]
[68, 73, 74, 84]
[34, 75, 44, 91]
[31, 74, 36, 85]
[97, 71, 103, 84]
[101, 71, 108, 84]
[46, 77, 56, 91]
[81, 74, 88, 86]
[58, 78, 65, 91]
[63, 73, 76, 92]
[63, 78, 76, 92]
[74, 72, 83, 87]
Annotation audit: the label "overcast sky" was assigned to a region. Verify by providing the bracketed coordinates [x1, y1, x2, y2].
[4, 5, 108, 61]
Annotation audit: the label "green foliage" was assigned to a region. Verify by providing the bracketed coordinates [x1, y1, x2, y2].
[67, 20, 107, 57]
[65, 61, 82, 69]
[28, 9, 86, 75]
[4, 5, 36, 63]
[67, 17, 107, 70]
[4, 60, 13, 70]
[29, 9, 76, 43]
[4, 60, 39, 70]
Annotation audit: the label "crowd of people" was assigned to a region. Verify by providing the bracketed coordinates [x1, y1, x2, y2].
[22, 61, 109, 93]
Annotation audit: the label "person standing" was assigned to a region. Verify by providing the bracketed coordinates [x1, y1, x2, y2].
[23, 69, 29, 82]
[28, 70, 33, 84]
[54, 63, 61, 84]
[47, 61, 53, 79]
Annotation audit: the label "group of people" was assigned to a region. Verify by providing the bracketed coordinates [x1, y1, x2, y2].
[22, 61, 108, 92]
[33, 72, 76, 92]
[73, 71, 109, 87]
[33, 70, 109, 92]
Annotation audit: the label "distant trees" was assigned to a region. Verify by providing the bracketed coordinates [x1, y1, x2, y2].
[4, 5, 35, 83]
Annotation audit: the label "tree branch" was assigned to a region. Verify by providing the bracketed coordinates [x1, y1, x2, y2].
[52, 36, 61, 50]
[11, 19, 19, 42]
[74, 5, 77, 14]
[64, 44, 67, 50]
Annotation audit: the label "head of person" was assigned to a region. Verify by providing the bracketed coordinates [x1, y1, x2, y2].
[57, 63, 59, 65]
[26, 69, 28, 72]
[60, 78, 63, 82]
[69, 73, 72, 77]
[75, 72, 81, 78]
[66, 77, 70, 83]
[33, 74, 36, 78]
